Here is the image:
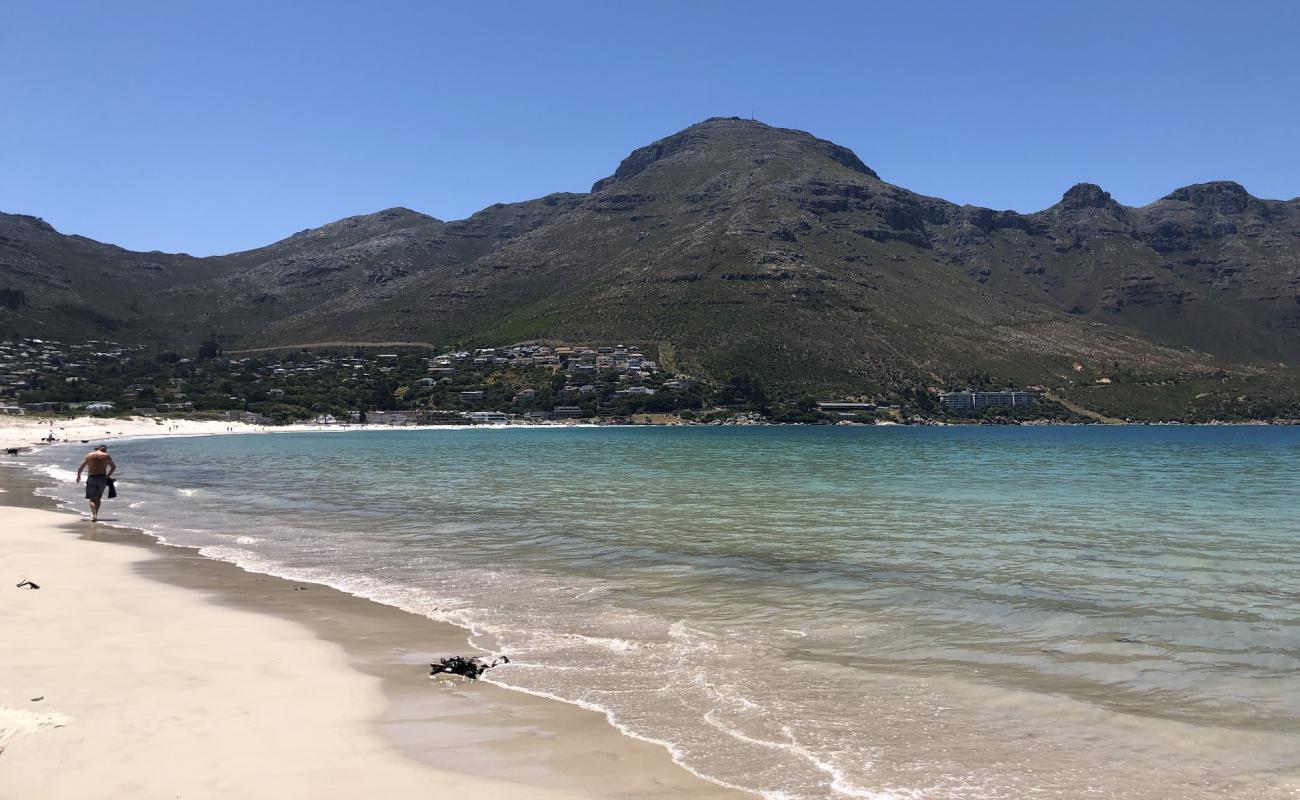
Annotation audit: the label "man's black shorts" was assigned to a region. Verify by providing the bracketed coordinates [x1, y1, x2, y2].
[85, 475, 109, 501]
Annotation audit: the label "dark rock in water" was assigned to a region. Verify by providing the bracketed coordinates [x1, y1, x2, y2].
[1114, 636, 1142, 643]
[429, 655, 510, 680]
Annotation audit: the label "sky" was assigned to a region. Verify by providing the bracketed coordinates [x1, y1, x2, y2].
[2, 0, 1298, 255]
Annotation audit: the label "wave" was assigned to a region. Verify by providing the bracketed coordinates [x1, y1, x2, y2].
[34, 464, 79, 483]
[476, 674, 778, 800]
[8, 428, 1300, 800]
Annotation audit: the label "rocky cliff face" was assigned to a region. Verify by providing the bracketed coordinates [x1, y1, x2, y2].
[0, 212, 216, 341]
[3, 117, 1298, 397]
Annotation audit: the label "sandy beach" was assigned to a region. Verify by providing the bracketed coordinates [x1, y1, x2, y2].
[0, 413, 586, 456]
[0, 457, 746, 798]
[0, 414, 267, 452]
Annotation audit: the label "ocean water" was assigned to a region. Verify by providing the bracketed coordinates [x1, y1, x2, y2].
[12, 426, 1300, 799]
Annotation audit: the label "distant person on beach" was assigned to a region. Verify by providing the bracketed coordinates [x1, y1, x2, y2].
[76, 444, 117, 522]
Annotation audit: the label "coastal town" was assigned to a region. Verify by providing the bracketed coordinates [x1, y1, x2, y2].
[0, 337, 1055, 426]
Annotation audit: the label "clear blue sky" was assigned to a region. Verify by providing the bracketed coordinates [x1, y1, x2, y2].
[3, 1, 1297, 255]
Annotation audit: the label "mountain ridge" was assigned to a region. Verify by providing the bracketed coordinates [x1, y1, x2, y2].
[3, 117, 1299, 415]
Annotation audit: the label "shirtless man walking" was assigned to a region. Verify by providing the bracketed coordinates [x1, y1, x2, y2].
[75, 444, 117, 522]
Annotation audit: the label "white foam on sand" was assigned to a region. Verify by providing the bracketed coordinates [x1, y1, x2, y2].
[0, 707, 71, 749]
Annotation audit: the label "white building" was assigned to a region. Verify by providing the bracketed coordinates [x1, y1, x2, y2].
[938, 391, 1034, 410]
[464, 411, 509, 424]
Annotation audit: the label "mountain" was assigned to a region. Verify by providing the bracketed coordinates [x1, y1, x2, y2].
[0, 213, 209, 342]
[3, 117, 1299, 414]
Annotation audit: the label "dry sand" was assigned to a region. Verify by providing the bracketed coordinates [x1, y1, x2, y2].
[0, 414, 266, 452]
[0, 506, 580, 798]
[0, 467, 748, 798]
[0, 414, 572, 455]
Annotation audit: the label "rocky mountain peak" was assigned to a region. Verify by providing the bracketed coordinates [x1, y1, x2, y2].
[374, 206, 436, 221]
[285, 207, 440, 241]
[1159, 181, 1254, 214]
[0, 212, 58, 235]
[1058, 183, 1119, 211]
[591, 117, 878, 192]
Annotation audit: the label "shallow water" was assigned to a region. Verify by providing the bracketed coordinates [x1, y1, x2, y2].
[16, 426, 1300, 799]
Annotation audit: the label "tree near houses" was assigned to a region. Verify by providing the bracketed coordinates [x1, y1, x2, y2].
[197, 335, 221, 360]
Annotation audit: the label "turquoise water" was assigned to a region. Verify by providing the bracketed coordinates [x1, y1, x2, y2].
[18, 426, 1300, 798]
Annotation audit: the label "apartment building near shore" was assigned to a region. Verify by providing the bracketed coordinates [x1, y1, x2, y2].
[938, 390, 1035, 410]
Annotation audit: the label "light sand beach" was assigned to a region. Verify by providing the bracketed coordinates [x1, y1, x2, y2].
[0, 470, 746, 798]
[0, 414, 265, 452]
[0, 414, 560, 455]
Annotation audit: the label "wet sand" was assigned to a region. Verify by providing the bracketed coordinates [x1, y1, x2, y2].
[0, 467, 747, 799]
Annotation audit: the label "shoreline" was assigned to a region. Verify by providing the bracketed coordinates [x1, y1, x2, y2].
[7, 423, 1299, 797]
[3, 411, 1295, 458]
[0, 466, 748, 798]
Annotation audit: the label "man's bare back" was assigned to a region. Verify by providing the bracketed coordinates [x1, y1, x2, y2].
[76, 445, 117, 521]
[80, 450, 114, 476]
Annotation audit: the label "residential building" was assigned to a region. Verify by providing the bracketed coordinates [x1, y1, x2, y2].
[938, 390, 1034, 410]
[816, 401, 878, 417]
[367, 410, 412, 425]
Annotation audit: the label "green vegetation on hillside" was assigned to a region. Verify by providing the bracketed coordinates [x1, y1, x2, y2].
[4, 118, 1299, 420]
